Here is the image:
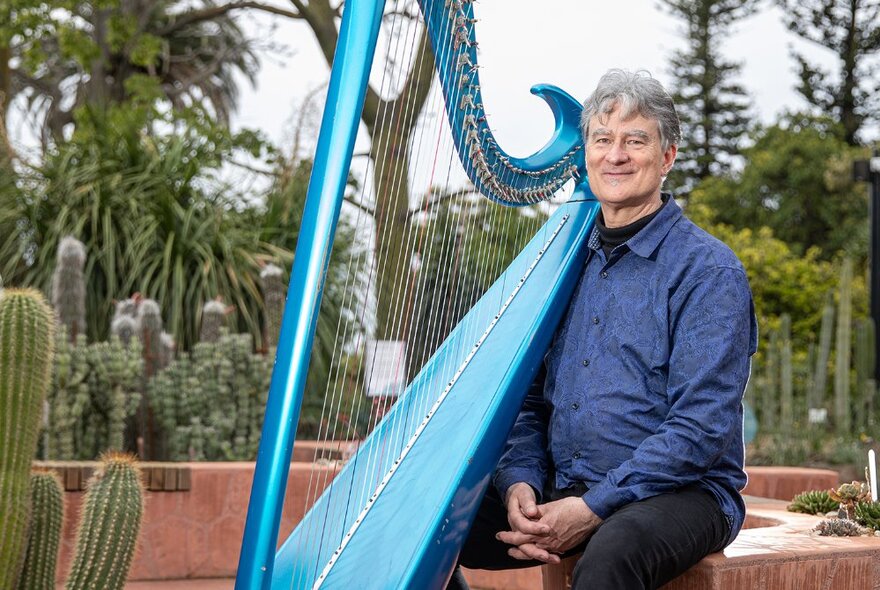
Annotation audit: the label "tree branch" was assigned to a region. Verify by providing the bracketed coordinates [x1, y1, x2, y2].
[344, 195, 375, 218]
[408, 186, 475, 218]
[159, 2, 303, 36]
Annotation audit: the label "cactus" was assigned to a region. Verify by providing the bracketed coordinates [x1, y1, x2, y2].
[0, 289, 56, 589]
[814, 517, 867, 536]
[855, 501, 880, 531]
[834, 259, 853, 435]
[64, 452, 144, 590]
[788, 490, 839, 515]
[110, 314, 138, 347]
[149, 332, 271, 460]
[137, 298, 164, 376]
[809, 291, 834, 423]
[829, 481, 870, 520]
[779, 314, 793, 433]
[199, 299, 229, 343]
[16, 470, 64, 590]
[260, 263, 285, 349]
[854, 318, 875, 432]
[46, 331, 141, 460]
[51, 236, 87, 341]
[760, 329, 778, 431]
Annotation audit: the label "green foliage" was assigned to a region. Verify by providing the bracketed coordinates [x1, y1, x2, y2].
[660, 0, 758, 192]
[0, 104, 288, 350]
[46, 330, 142, 460]
[6, 0, 261, 141]
[65, 453, 143, 590]
[788, 490, 839, 515]
[854, 501, 880, 531]
[687, 115, 870, 259]
[834, 259, 853, 435]
[775, 0, 880, 144]
[0, 289, 55, 590]
[149, 332, 271, 461]
[16, 470, 64, 590]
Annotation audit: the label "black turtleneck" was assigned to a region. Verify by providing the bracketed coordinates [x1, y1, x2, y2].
[596, 194, 670, 258]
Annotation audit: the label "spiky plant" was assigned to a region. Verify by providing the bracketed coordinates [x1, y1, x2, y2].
[51, 236, 87, 341]
[16, 470, 64, 590]
[65, 452, 144, 590]
[788, 490, 839, 515]
[814, 518, 868, 537]
[0, 289, 56, 589]
[137, 298, 165, 375]
[830, 481, 871, 520]
[259, 263, 285, 349]
[199, 299, 229, 344]
[855, 501, 880, 531]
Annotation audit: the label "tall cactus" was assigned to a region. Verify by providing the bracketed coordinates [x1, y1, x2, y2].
[854, 317, 876, 432]
[260, 263, 285, 349]
[65, 452, 144, 590]
[761, 329, 779, 432]
[16, 470, 64, 590]
[51, 237, 87, 341]
[137, 299, 164, 376]
[779, 314, 793, 433]
[834, 258, 853, 435]
[0, 289, 56, 589]
[810, 291, 835, 420]
[199, 299, 229, 344]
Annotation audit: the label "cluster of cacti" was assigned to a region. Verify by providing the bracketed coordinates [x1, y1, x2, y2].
[854, 500, 880, 531]
[149, 332, 271, 460]
[260, 263, 285, 349]
[51, 236, 87, 341]
[787, 490, 839, 515]
[0, 289, 56, 589]
[829, 481, 871, 520]
[64, 452, 144, 590]
[17, 470, 64, 590]
[814, 517, 867, 537]
[854, 317, 876, 432]
[45, 328, 142, 460]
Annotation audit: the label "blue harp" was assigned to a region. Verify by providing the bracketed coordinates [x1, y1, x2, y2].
[236, 1, 599, 588]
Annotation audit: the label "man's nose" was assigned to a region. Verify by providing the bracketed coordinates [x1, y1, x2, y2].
[606, 142, 629, 164]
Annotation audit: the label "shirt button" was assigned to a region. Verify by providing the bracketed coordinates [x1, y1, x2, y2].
[572, 451, 581, 459]
[592, 316, 600, 325]
[571, 402, 580, 410]
[582, 359, 590, 367]
[600, 271, 608, 279]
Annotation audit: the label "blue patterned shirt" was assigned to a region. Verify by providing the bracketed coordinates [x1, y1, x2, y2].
[493, 197, 758, 546]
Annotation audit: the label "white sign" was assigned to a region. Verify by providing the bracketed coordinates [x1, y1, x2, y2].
[364, 340, 408, 398]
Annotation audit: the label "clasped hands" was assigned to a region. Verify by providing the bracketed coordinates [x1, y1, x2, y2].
[497, 482, 603, 565]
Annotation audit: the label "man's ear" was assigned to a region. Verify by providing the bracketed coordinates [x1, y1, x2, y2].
[662, 144, 678, 175]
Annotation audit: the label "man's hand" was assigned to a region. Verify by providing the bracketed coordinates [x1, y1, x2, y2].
[498, 492, 603, 562]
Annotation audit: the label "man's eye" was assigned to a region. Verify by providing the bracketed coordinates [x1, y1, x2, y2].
[627, 139, 645, 145]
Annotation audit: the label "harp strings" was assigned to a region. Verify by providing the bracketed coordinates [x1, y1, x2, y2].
[289, 0, 568, 583]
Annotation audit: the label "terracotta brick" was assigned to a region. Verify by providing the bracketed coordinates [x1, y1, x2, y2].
[828, 556, 875, 590]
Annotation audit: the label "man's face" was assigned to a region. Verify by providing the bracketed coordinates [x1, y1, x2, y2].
[585, 107, 676, 211]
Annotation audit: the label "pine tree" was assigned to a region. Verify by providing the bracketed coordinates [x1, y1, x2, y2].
[660, 0, 759, 194]
[776, 0, 880, 145]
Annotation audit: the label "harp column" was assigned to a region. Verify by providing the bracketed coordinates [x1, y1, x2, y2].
[235, 1, 386, 588]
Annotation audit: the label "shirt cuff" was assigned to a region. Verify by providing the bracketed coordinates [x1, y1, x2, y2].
[582, 479, 626, 520]
[493, 468, 545, 503]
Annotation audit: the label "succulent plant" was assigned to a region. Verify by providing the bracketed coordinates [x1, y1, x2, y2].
[788, 490, 839, 516]
[65, 452, 144, 590]
[830, 481, 871, 520]
[16, 470, 64, 590]
[0, 289, 56, 589]
[855, 501, 880, 531]
[814, 517, 868, 537]
[51, 236, 87, 341]
[199, 298, 230, 343]
[260, 263, 285, 349]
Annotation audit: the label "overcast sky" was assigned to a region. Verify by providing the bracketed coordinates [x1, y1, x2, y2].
[232, 0, 842, 160]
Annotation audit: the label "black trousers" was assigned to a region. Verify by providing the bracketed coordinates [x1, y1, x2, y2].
[446, 482, 729, 590]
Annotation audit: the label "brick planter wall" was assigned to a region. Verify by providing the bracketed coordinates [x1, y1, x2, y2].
[40, 458, 842, 586]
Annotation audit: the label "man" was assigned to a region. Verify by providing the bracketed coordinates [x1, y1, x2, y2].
[447, 69, 758, 589]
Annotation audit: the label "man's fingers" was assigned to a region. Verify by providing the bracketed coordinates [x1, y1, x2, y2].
[496, 530, 540, 546]
[507, 543, 560, 564]
[507, 510, 551, 535]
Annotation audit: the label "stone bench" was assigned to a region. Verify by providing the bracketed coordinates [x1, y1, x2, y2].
[539, 496, 880, 590]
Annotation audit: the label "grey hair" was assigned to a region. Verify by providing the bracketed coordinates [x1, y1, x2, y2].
[581, 69, 681, 151]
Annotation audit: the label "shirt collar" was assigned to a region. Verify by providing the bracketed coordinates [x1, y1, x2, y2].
[588, 194, 683, 259]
